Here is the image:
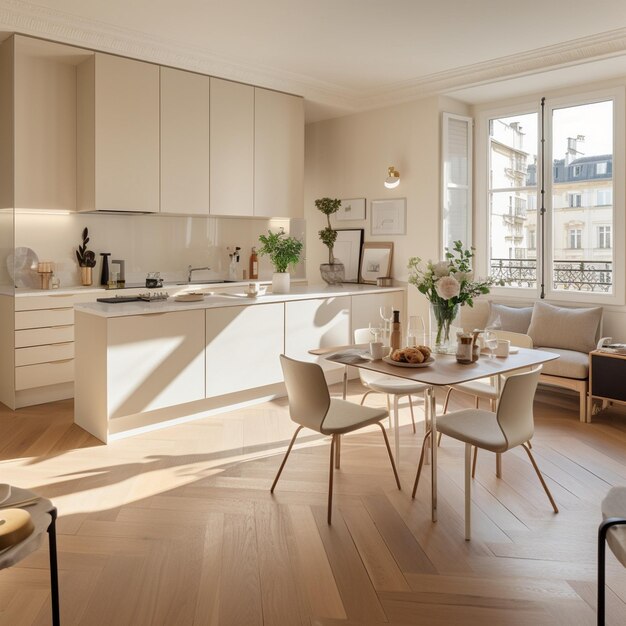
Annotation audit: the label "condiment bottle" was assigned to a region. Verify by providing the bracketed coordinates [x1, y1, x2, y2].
[456, 332, 474, 364]
[249, 247, 258, 280]
[390, 309, 401, 351]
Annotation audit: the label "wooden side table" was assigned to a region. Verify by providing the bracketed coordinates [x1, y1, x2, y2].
[588, 350, 626, 419]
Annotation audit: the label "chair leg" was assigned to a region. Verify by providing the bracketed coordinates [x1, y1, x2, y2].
[376, 422, 401, 490]
[496, 454, 502, 478]
[327, 435, 336, 524]
[465, 443, 472, 541]
[437, 431, 443, 447]
[335, 434, 341, 469]
[412, 429, 432, 498]
[270, 426, 303, 493]
[598, 518, 626, 626]
[475, 396, 480, 409]
[520, 443, 559, 513]
[48, 507, 60, 626]
[387, 395, 392, 428]
[442, 387, 453, 414]
[408, 395, 416, 434]
[360, 390, 376, 406]
[472, 445, 478, 478]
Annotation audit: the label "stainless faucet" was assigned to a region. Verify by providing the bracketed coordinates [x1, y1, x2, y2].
[187, 265, 211, 282]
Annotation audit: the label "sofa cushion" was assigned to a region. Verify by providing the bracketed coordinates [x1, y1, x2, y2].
[537, 347, 589, 380]
[486, 303, 533, 334]
[528, 301, 602, 353]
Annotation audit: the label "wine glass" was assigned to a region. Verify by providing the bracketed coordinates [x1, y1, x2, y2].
[483, 329, 498, 359]
[368, 321, 383, 344]
[379, 305, 393, 343]
[407, 315, 426, 347]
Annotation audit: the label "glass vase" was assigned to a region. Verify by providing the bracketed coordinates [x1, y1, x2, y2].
[430, 301, 460, 354]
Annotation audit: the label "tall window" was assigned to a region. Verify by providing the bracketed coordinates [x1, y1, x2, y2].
[481, 93, 619, 299]
[598, 225, 611, 249]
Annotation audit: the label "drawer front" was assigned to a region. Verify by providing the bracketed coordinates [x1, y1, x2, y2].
[591, 354, 626, 402]
[15, 326, 74, 348]
[15, 308, 74, 330]
[15, 292, 99, 311]
[15, 359, 74, 390]
[15, 342, 74, 367]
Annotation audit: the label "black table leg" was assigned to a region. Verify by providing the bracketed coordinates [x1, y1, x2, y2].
[47, 507, 60, 626]
[598, 517, 626, 626]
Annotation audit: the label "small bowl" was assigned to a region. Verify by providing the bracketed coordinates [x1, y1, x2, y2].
[246, 285, 267, 298]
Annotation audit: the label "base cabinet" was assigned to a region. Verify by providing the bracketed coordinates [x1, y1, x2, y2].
[206, 303, 284, 397]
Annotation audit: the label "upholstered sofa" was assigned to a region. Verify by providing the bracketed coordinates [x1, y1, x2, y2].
[459, 300, 603, 422]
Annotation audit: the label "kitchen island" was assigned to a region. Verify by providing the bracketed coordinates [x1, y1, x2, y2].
[74, 284, 405, 443]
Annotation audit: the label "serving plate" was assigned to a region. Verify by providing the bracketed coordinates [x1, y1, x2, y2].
[6, 246, 39, 288]
[383, 355, 435, 368]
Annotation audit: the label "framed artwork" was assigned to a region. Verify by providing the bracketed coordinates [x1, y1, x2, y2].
[359, 242, 393, 284]
[337, 198, 366, 221]
[333, 229, 364, 282]
[371, 198, 406, 235]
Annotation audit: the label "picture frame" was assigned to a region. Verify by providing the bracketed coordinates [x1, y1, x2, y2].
[359, 242, 393, 284]
[371, 198, 406, 235]
[333, 229, 364, 283]
[337, 198, 366, 221]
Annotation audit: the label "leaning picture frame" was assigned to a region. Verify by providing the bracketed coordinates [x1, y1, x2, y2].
[359, 242, 393, 284]
[371, 198, 406, 235]
[337, 198, 366, 221]
[333, 229, 364, 282]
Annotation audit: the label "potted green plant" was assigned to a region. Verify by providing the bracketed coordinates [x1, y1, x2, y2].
[315, 197, 345, 284]
[75, 227, 97, 286]
[257, 229, 304, 293]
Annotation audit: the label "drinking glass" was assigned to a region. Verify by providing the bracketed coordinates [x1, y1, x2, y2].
[368, 321, 383, 344]
[407, 315, 426, 346]
[379, 305, 393, 343]
[483, 329, 498, 359]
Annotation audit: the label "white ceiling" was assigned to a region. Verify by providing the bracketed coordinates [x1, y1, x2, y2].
[2, 0, 626, 120]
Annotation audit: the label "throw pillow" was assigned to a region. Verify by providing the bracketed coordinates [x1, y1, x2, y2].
[486, 303, 533, 334]
[527, 301, 602, 353]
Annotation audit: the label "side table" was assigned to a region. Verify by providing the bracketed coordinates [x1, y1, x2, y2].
[588, 350, 626, 419]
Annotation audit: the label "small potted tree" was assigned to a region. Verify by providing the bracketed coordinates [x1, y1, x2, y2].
[75, 227, 97, 286]
[316, 197, 344, 284]
[258, 229, 304, 293]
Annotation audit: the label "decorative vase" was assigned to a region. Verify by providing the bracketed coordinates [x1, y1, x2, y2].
[320, 262, 345, 285]
[80, 266, 93, 286]
[272, 272, 290, 294]
[430, 301, 460, 354]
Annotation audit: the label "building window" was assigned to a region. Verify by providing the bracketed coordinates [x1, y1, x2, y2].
[568, 193, 582, 208]
[598, 225, 612, 249]
[479, 93, 621, 300]
[568, 228, 582, 249]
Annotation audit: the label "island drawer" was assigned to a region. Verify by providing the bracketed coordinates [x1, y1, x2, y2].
[15, 342, 74, 367]
[15, 359, 74, 391]
[15, 308, 74, 330]
[15, 325, 75, 348]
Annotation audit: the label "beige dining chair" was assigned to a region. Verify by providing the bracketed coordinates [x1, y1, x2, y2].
[271, 355, 401, 524]
[412, 366, 558, 540]
[354, 328, 429, 434]
[439, 330, 535, 477]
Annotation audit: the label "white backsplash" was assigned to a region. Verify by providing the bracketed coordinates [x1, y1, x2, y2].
[11, 212, 306, 289]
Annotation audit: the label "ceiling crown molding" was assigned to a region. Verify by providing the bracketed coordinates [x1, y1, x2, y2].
[2, 1, 626, 117]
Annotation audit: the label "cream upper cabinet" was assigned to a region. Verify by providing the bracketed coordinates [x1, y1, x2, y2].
[210, 78, 254, 216]
[77, 53, 160, 212]
[254, 88, 304, 218]
[161, 67, 210, 215]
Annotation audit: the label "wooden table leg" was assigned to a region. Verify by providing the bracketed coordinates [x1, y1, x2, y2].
[393, 394, 400, 466]
[428, 387, 437, 522]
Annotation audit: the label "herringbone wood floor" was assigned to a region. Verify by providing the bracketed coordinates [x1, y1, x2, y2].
[1, 383, 626, 625]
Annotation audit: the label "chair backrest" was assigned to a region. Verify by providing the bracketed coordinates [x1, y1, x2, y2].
[354, 328, 384, 386]
[279, 355, 330, 432]
[496, 366, 542, 449]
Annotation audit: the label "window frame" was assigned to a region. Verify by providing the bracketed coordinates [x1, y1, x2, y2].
[475, 87, 625, 306]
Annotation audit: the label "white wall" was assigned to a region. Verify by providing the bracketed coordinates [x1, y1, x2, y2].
[304, 95, 470, 322]
[12, 213, 305, 288]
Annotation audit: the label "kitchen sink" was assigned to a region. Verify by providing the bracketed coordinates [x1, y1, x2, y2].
[175, 280, 239, 285]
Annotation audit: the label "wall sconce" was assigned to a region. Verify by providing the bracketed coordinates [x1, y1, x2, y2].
[384, 166, 400, 189]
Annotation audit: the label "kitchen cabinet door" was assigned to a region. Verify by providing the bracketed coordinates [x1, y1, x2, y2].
[210, 78, 254, 216]
[254, 88, 304, 218]
[77, 53, 160, 212]
[205, 303, 284, 397]
[160, 67, 210, 215]
[284, 297, 349, 372]
[351, 291, 405, 339]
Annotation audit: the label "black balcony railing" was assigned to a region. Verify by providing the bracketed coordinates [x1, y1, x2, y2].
[490, 258, 612, 292]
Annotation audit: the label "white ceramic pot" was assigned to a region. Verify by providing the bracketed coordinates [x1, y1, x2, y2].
[272, 272, 290, 294]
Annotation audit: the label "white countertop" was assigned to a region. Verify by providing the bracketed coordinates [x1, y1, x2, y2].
[74, 284, 405, 318]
